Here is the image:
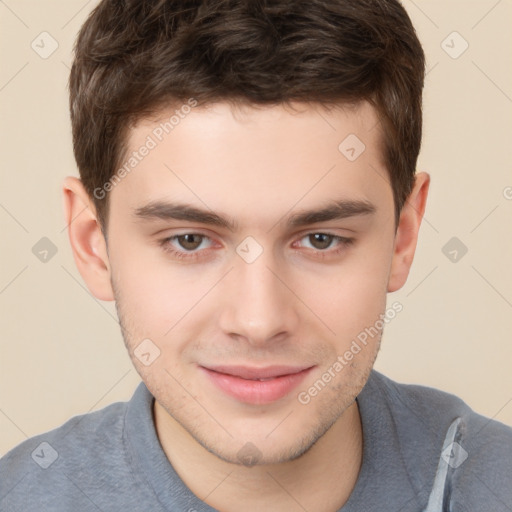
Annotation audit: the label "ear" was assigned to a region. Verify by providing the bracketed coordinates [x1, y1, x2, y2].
[387, 172, 430, 292]
[62, 176, 114, 301]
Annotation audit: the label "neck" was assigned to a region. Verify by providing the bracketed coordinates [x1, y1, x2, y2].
[154, 400, 363, 512]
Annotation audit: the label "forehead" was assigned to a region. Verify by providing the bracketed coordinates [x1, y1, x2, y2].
[128, 100, 381, 153]
[110, 100, 391, 228]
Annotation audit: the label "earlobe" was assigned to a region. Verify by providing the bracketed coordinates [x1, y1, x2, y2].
[62, 176, 115, 301]
[387, 172, 430, 293]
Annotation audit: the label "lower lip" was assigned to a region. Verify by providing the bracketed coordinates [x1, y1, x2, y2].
[200, 366, 314, 405]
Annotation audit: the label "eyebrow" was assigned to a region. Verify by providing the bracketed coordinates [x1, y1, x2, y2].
[133, 199, 376, 231]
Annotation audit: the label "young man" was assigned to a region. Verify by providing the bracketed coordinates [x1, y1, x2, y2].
[1, 0, 511, 510]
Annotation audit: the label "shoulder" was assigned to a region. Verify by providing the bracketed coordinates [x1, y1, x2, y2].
[368, 371, 512, 509]
[0, 396, 134, 511]
[371, 370, 512, 445]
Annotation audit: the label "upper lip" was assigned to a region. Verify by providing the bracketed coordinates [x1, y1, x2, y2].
[201, 365, 313, 380]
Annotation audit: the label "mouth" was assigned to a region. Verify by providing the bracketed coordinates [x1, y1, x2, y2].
[199, 364, 315, 404]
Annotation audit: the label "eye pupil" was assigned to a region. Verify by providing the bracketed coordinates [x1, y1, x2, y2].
[310, 233, 332, 250]
[178, 234, 202, 250]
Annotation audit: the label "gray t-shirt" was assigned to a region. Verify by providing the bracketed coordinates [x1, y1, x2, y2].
[1, 370, 511, 511]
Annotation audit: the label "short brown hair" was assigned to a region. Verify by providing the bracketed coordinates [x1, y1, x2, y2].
[69, 0, 425, 232]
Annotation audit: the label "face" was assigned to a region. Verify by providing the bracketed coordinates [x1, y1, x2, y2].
[106, 100, 397, 465]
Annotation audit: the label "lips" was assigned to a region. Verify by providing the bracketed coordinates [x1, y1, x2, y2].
[199, 364, 314, 404]
[202, 364, 311, 380]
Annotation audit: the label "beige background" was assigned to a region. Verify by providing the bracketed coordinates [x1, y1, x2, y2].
[1, 0, 511, 457]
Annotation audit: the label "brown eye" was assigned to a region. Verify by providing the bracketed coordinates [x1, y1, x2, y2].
[308, 233, 334, 250]
[176, 234, 204, 250]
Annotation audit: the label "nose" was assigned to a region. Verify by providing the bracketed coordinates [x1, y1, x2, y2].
[218, 247, 299, 347]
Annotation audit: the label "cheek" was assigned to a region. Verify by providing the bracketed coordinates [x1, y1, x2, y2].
[109, 245, 182, 337]
[110, 245, 219, 363]
[303, 241, 392, 340]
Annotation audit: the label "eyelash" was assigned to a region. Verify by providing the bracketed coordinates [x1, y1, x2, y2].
[158, 232, 354, 261]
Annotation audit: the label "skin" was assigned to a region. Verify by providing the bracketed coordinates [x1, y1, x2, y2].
[63, 100, 429, 512]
